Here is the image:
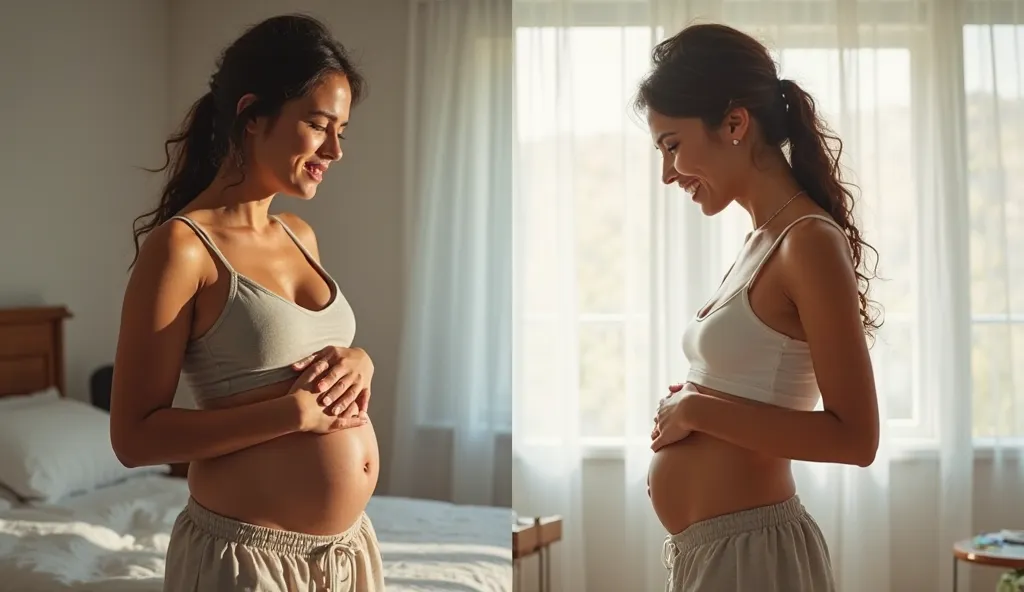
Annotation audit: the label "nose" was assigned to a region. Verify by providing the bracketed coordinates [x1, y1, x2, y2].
[661, 157, 679, 186]
[320, 134, 343, 162]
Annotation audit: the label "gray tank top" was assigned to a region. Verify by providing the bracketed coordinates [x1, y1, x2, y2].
[169, 215, 357, 407]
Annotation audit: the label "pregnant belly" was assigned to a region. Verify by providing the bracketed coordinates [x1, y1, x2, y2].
[188, 384, 380, 535]
[648, 387, 796, 535]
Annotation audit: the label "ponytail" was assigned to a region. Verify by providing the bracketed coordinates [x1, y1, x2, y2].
[779, 78, 882, 338]
[130, 91, 223, 268]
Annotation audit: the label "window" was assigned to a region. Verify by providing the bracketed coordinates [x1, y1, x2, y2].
[514, 6, 1024, 449]
[963, 24, 1024, 439]
[516, 25, 661, 441]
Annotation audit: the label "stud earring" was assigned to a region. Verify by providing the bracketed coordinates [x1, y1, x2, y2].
[732, 139, 740, 146]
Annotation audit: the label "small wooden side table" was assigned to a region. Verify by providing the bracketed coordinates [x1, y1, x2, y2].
[953, 533, 1024, 592]
[513, 515, 562, 592]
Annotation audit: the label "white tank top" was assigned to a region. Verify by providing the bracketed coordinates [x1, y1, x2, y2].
[681, 214, 845, 411]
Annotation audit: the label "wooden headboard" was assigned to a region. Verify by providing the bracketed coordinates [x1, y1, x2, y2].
[0, 306, 72, 399]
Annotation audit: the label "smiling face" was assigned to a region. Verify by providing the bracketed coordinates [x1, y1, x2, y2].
[245, 72, 354, 199]
[648, 108, 752, 216]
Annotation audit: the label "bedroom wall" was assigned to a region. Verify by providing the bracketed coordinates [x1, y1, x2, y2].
[512, 454, 1024, 592]
[0, 0, 169, 402]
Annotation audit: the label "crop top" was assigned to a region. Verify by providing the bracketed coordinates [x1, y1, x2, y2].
[681, 214, 844, 411]
[169, 215, 357, 407]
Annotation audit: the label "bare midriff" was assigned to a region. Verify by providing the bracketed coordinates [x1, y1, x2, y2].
[648, 382, 795, 536]
[187, 379, 380, 536]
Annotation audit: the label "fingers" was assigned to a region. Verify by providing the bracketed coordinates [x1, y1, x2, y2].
[334, 400, 359, 418]
[327, 383, 362, 416]
[315, 358, 352, 392]
[291, 353, 317, 371]
[297, 354, 335, 389]
[651, 432, 667, 451]
[331, 414, 370, 430]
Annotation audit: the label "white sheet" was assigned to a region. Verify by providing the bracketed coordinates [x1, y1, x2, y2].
[0, 475, 511, 591]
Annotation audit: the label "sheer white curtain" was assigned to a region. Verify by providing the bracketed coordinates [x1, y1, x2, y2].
[390, 0, 514, 508]
[955, 2, 1024, 591]
[512, 0, 1024, 591]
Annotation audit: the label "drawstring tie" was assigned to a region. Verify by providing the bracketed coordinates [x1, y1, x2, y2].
[662, 535, 679, 570]
[315, 538, 358, 591]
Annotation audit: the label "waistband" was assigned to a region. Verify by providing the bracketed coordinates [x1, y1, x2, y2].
[667, 495, 809, 557]
[184, 496, 366, 556]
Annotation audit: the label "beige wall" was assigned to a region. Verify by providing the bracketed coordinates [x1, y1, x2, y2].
[0, 0, 169, 401]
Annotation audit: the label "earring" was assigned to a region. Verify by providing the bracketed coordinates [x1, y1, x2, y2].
[732, 139, 740, 146]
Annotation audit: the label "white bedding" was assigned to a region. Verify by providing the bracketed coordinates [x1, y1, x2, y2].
[0, 475, 511, 591]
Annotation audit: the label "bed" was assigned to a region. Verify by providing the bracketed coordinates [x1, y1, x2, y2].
[0, 306, 512, 591]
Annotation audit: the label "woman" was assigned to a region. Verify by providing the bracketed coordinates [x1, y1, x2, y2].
[108, 14, 385, 592]
[640, 24, 881, 592]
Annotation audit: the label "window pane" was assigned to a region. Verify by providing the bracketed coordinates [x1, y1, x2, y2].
[971, 322, 1024, 437]
[872, 320, 916, 422]
[963, 25, 1024, 438]
[579, 321, 626, 437]
[519, 321, 567, 440]
[517, 25, 658, 439]
[963, 25, 1024, 315]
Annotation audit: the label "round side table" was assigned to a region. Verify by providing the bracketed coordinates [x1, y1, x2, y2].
[953, 534, 1024, 592]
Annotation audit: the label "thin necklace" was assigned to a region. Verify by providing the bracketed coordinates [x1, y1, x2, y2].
[755, 190, 804, 231]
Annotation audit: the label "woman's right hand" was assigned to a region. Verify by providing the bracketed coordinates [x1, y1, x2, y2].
[287, 368, 369, 434]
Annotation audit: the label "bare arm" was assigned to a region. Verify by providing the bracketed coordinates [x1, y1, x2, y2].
[677, 221, 879, 467]
[109, 221, 303, 468]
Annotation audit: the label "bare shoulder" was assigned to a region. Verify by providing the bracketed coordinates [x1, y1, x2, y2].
[777, 216, 859, 306]
[275, 211, 321, 259]
[779, 217, 853, 271]
[133, 219, 210, 284]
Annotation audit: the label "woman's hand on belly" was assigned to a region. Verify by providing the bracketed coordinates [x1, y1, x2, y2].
[290, 345, 375, 419]
[651, 383, 701, 451]
[651, 383, 687, 440]
[287, 363, 370, 434]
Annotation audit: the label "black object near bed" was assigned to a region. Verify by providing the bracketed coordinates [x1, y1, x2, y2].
[89, 364, 113, 412]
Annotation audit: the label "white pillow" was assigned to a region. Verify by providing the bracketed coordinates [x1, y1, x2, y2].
[0, 397, 166, 502]
[0, 386, 61, 411]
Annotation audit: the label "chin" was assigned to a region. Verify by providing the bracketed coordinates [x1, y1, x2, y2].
[286, 181, 318, 200]
[694, 191, 731, 217]
[700, 202, 730, 217]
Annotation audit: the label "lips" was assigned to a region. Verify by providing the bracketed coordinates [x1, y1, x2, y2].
[303, 162, 327, 182]
[682, 179, 702, 196]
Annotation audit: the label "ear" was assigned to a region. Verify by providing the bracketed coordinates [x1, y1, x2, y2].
[235, 93, 262, 134]
[721, 106, 751, 144]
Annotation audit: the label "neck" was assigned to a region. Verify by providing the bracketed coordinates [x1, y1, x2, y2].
[731, 150, 804, 229]
[189, 167, 276, 229]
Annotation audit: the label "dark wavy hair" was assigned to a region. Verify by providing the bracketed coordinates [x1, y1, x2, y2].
[130, 13, 366, 268]
[634, 23, 882, 337]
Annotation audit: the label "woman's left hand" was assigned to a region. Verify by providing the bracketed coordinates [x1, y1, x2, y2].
[291, 346, 374, 417]
[651, 383, 696, 451]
